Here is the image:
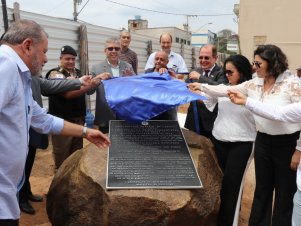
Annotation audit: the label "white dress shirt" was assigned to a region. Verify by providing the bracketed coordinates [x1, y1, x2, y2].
[204, 95, 256, 142]
[245, 98, 301, 191]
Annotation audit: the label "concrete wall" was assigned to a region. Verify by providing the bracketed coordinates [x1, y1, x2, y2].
[0, 6, 196, 112]
[238, 0, 301, 72]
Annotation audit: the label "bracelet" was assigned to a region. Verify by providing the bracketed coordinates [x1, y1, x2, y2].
[82, 126, 88, 138]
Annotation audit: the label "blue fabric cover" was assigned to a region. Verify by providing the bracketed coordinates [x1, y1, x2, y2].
[102, 72, 206, 122]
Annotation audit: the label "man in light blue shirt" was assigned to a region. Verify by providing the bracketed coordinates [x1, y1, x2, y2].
[0, 20, 110, 225]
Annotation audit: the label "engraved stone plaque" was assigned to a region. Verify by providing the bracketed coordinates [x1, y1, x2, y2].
[106, 120, 202, 189]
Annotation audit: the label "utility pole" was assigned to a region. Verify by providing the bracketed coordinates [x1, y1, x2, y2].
[73, 0, 82, 21]
[183, 15, 197, 45]
[1, 0, 8, 31]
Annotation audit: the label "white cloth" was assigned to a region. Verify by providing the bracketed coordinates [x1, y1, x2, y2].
[293, 187, 301, 226]
[204, 95, 256, 142]
[144, 51, 188, 73]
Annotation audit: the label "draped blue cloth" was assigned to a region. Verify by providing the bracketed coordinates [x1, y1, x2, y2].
[102, 72, 206, 122]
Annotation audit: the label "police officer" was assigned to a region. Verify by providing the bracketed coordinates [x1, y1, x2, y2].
[46, 46, 86, 169]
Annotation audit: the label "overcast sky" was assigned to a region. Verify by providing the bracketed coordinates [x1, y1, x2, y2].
[6, 0, 239, 33]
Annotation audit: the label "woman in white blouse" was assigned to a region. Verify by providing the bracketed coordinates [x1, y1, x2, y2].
[228, 90, 301, 226]
[201, 55, 256, 226]
[189, 44, 301, 226]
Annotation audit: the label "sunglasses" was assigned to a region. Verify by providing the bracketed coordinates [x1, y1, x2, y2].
[199, 56, 210, 60]
[106, 47, 120, 51]
[225, 70, 234, 76]
[121, 36, 131, 39]
[252, 61, 262, 68]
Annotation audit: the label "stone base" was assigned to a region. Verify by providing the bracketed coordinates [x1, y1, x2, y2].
[47, 129, 222, 226]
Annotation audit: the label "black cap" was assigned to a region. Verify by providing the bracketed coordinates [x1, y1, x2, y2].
[60, 45, 77, 56]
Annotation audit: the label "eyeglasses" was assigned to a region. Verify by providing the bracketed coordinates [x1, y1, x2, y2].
[199, 56, 210, 60]
[252, 61, 262, 68]
[106, 47, 120, 51]
[225, 70, 234, 76]
[121, 36, 131, 39]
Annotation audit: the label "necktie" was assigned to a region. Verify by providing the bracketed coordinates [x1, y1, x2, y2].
[204, 70, 210, 77]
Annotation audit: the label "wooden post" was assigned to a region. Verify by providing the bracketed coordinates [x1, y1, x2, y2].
[13, 2, 20, 21]
[79, 24, 91, 111]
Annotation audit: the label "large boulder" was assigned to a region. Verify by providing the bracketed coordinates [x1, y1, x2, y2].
[47, 129, 222, 226]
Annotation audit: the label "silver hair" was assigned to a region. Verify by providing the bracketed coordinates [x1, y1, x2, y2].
[1, 19, 48, 45]
[120, 30, 131, 37]
[105, 37, 120, 46]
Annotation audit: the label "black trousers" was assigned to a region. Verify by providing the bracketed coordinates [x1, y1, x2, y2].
[0, 219, 19, 226]
[249, 131, 299, 226]
[19, 145, 36, 202]
[212, 137, 253, 226]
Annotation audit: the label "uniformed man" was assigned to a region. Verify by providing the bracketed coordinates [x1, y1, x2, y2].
[46, 45, 86, 169]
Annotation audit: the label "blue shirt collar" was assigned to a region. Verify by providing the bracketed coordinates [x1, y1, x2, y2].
[0, 45, 31, 79]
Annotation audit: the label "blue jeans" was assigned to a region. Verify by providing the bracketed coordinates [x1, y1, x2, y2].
[293, 189, 301, 226]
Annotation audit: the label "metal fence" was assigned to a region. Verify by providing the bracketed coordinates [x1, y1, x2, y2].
[1, 5, 196, 112]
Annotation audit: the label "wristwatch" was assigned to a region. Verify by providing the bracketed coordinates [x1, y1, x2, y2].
[82, 126, 88, 138]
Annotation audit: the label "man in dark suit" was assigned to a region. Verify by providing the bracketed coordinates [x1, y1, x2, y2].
[89, 37, 136, 133]
[19, 76, 89, 214]
[185, 44, 227, 138]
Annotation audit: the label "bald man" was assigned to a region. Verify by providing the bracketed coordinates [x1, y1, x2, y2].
[145, 51, 176, 78]
[145, 51, 178, 120]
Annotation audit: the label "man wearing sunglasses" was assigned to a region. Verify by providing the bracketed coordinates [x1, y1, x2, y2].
[89, 37, 136, 133]
[185, 44, 227, 138]
[144, 32, 188, 78]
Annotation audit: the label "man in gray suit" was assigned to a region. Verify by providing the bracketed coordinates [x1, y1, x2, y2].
[19, 76, 90, 214]
[90, 37, 136, 133]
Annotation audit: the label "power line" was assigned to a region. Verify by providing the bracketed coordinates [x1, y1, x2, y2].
[78, 0, 90, 15]
[104, 0, 234, 17]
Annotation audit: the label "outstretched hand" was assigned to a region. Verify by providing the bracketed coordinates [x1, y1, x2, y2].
[79, 75, 92, 86]
[187, 82, 201, 91]
[85, 128, 111, 148]
[227, 89, 247, 105]
[90, 73, 112, 88]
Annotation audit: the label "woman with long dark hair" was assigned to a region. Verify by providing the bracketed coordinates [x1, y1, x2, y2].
[199, 54, 255, 226]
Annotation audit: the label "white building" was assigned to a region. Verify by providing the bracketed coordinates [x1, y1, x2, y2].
[191, 29, 216, 47]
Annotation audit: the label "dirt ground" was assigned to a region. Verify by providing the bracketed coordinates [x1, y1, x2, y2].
[19, 142, 255, 226]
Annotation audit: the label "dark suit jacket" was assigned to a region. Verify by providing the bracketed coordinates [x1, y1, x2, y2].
[90, 59, 135, 133]
[29, 76, 81, 148]
[185, 64, 227, 138]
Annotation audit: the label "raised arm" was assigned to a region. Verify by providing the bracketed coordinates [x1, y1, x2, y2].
[39, 77, 81, 95]
[228, 89, 301, 123]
